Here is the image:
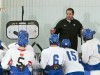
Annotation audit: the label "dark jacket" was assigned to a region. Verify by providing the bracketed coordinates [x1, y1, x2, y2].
[54, 18, 83, 50]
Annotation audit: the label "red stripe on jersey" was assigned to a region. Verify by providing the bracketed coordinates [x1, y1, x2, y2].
[8, 59, 12, 65]
[28, 61, 32, 66]
[18, 48, 25, 51]
[20, 53, 24, 57]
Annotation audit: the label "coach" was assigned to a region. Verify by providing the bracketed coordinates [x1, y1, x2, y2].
[51, 8, 83, 50]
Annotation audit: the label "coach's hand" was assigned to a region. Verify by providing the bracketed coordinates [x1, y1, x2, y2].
[50, 29, 56, 34]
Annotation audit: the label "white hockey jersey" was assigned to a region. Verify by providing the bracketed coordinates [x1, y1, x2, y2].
[62, 48, 84, 74]
[81, 38, 100, 65]
[8, 43, 35, 55]
[0, 42, 8, 62]
[0, 49, 6, 62]
[8, 42, 19, 48]
[40, 46, 65, 69]
[1, 47, 35, 71]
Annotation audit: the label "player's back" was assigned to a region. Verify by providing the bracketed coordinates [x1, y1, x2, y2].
[1, 47, 35, 72]
[10, 48, 34, 66]
[41, 46, 64, 69]
[82, 38, 100, 65]
[47, 47, 64, 65]
[62, 48, 84, 74]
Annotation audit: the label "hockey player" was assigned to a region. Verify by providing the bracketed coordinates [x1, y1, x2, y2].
[8, 32, 35, 55]
[0, 40, 5, 75]
[0, 40, 8, 62]
[0, 40, 8, 75]
[40, 34, 65, 75]
[81, 29, 100, 71]
[61, 39, 84, 75]
[1, 30, 35, 75]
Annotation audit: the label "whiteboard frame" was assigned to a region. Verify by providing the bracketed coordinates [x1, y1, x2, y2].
[6, 20, 39, 39]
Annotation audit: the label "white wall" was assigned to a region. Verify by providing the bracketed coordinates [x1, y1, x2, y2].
[1, 0, 100, 53]
[0, 0, 2, 39]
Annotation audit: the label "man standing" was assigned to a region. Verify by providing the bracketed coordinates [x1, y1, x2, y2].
[51, 8, 83, 50]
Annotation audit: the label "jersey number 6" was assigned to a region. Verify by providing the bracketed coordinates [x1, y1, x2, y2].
[53, 54, 59, 64]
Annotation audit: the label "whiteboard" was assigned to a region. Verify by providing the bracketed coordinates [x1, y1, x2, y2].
[6, 21, 39, 39]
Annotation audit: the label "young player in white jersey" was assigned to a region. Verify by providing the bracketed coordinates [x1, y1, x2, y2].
[0, 40, 6, 75]
[0, 40, 8, 75]
[40, 34, 65, 75]
[1, 30, 35, 75]
[61, 39, 84, 75]
[81, 29, 100, 71]
[0, 40, 8, 62]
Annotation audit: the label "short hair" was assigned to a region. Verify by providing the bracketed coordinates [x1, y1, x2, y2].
[66, 8, 74, 15]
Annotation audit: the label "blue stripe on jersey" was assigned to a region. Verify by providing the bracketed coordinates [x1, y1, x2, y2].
[80, 61, 100, 71]
[66, 71, 84, 75]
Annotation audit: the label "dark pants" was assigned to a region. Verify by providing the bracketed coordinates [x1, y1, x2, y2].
[3, 70, 10, 75]
[0, 62, 3, 75]
[45, 65, 63, 75]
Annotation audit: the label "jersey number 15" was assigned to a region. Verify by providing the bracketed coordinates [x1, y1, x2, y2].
[66, 51, 77, 61]
[98, 44, 100, 54]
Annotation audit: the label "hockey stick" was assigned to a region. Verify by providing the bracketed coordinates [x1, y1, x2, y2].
[31, 42, 36, 47]
[13, 31, 18, 36]
[36, 43, 43, 51]
[1, 42, 9, 50]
